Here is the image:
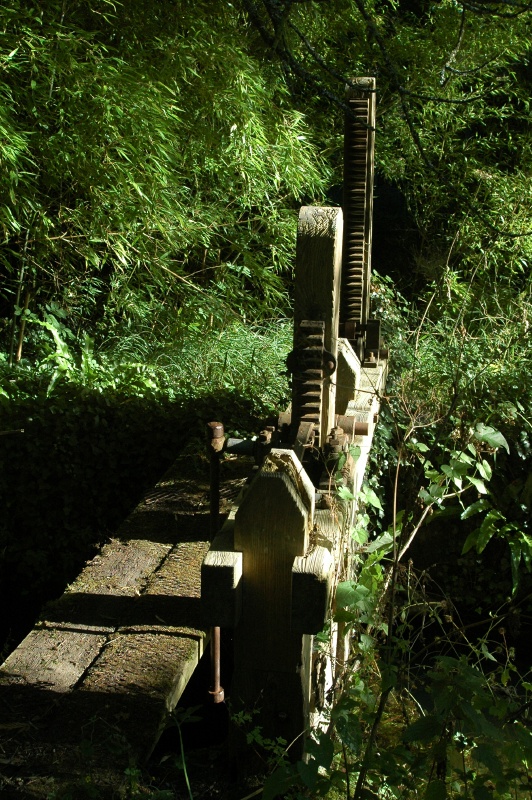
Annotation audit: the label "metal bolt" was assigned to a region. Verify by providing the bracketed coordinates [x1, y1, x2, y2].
[326, 426, 346, 452]
[206, 421, 225, 453]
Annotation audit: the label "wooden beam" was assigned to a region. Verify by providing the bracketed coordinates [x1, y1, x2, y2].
[292, 546, 333, 634]
[294, 206, 343, 445]
[335, 338, 361, 416]
[201, 521, 242, 627]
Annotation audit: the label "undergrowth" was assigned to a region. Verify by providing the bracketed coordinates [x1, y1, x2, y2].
[0, 315, 291, 655]
[257, 273, 532, 800]
[1, 273, 531, 799]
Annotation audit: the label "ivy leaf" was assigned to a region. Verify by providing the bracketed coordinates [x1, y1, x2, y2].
[476, 509, 504, 553]
[335, 715, 362, 754]
[336, 580, 358, 608]
[297, 759, 318, 790]
[361, 485, 383, 510]
[473, 424, 510, 454]
[263, 765, 297, 800]
[469, 476, 488, 495]
[461, 498, 491, 520]
[477, 459, 492, 481]
[403, 715, 443, 742]
[360, 633, 376, 650]
[364, 531, 394, 554]
[480, 642, 497, 662]
[337, 486, 355, 501]
[425, 781, 447, 800]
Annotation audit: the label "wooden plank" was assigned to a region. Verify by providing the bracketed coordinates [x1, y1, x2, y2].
[119, 541, 210, 639]
[264, 448, 315, 518]
[1, 538, 173, 695]
[1, 626, 108, 693]
[234, 469, 309, 671]
[0, 458, 223, 796]
[202, 448, 317, 631]
[335, 338, 361, 416]
[230, 453, 313, 751]
[79, 631, 201, 718]
[201, 521, 243, 627]
[346, 360, 388, 500]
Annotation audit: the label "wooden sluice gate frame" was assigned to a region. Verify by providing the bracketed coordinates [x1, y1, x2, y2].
[202, 78, 388, 755]
[0, 78, 385, 792]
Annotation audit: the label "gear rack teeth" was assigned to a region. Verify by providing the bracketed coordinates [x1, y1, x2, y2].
[341, 77, 376, 334]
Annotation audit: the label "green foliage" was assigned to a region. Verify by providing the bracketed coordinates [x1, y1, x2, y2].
[254, 272, 531, 800]
[0, 315, 290, 650]
[275, 521, 532, 800]
[166, 706, 203, 800]
[0, 4, 530, 798]
[0, 0, 330, 343]
[3, 0, 532, 346]
[240, 0, 532, 292]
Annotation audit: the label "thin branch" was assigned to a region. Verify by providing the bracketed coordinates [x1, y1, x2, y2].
[240, 0, 376, 127]
[460, 0, 532, 17]
[350, 0, 436, 171]
[286, 16, 368, 92]
[441, 7, 467, 86]
[403, 88, 484, 104]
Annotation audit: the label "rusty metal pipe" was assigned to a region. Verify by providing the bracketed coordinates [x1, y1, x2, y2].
[206, 421, 224, 541]
[206, 421, 225, 704]
[209, 625, 224, 704]
[335, 414, 370, 438]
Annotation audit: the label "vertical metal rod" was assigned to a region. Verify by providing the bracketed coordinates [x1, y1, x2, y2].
[206, 421, 225, 704]
[206, 421, 224, 539]
[210, 625, 224, 704]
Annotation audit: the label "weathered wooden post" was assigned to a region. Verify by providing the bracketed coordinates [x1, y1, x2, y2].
[231, 450, 316, 752]
[201, 207, 346, 755]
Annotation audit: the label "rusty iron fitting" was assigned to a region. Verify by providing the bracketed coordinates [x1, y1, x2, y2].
[254, 427, 275, 467]
[225, 437, 254, 455]
[335, 415, 370, 438]
[331, 425, 346, 441]
[340, 319, 358, 341]
[325, 426, 346, 453]
[206, 421, 225, 453]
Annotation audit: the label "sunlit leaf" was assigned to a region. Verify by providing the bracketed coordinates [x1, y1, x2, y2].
[461, 498, 491, 520]
[473, 424, 510, 454]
